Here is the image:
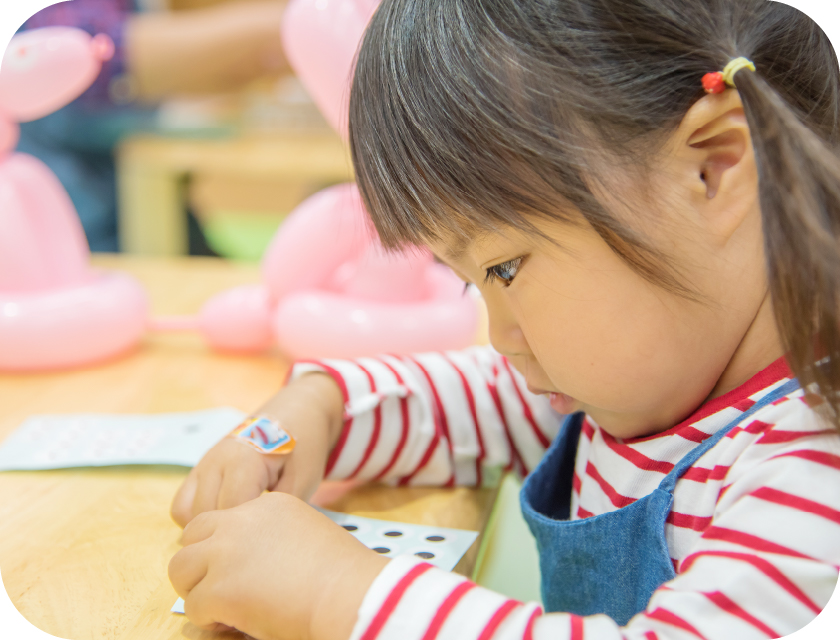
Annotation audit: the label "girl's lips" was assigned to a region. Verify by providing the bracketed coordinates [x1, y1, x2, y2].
[526, 384, 577, 414]
[549, 392, 577, 414]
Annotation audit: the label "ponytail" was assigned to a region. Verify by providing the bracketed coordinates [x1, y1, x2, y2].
[737, 70, 840, 426]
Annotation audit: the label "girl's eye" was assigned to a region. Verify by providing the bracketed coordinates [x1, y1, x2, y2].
[484, 258, 523, 287]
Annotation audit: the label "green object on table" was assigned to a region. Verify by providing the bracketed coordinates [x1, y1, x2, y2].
[473, 473, 543, 604]
[202, 211, 286, 262]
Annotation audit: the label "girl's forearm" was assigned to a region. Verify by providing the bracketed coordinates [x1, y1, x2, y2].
[258, 372, 347, 449]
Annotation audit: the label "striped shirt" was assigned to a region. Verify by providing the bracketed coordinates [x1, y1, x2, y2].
[290, 348, 840, 640]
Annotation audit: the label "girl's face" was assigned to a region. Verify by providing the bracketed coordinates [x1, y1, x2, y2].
[429, 94, 784, 438]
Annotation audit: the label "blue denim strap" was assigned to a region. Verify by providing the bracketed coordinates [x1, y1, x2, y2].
[658, 378, 800, 493]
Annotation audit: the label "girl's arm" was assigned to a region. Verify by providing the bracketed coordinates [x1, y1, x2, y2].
[290, 345, 561, 487]
[346, 412, 840, 640]
[171, 345, 559, 526]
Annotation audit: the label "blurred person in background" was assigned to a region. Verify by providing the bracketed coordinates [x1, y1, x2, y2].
[18, 0, 289, 251]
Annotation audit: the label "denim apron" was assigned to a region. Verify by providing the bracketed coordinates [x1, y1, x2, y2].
[520, 379, 798, 626]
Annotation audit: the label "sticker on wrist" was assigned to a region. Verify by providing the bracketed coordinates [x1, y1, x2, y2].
[229, 416, 295, 455]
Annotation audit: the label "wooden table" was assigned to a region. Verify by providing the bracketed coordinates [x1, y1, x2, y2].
[0, 256, 496, 640]
[117, 130, 353, 256]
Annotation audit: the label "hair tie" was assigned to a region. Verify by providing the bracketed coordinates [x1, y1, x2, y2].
[702, 57, 756, 94]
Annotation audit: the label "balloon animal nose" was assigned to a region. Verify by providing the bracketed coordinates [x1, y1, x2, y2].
[90, 34, 115, 62]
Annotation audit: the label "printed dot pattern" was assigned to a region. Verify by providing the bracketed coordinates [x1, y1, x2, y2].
[328, 512, 477, 572]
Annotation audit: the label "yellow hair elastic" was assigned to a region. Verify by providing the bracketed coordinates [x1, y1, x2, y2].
[702, 57, 756, 94]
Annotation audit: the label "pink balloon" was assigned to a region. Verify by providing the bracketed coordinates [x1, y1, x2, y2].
[335, 246, 431, 303]
[263, 184, 476, 358]
[280, 0, 380, 135]
[0, 28, 148, 372]
[0, 119, 18, 158]
[273, 266, 477, 360]
[0, 27, 114, 123]
[262, 183, 372, 302]
[0, 153, 92, 292]
[198, 284, 274, 353]
[197, 182, 478, 358]
[0, 272, 148, 371]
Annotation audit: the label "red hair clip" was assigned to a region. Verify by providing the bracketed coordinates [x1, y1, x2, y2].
[702, 57, 756, 94]
[702, 72, 726, 94]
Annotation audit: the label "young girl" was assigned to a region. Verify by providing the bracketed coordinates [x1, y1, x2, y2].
[167, 1, 840, 638]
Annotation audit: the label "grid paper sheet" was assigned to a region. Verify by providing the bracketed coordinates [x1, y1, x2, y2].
[0, 408, 246, 470]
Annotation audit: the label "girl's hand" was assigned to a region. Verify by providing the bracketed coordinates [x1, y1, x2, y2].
[168, 492, 389, 640]
[170, 373, 345, 528]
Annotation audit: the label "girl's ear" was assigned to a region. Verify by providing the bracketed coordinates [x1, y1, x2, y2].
[677, 91, 758, 243]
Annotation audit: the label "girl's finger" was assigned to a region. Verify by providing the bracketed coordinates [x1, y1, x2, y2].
[170, 467, 199, 528]
[181, 576, 228, 631]
[272, 457, 299, 496]
[216, 463, 271, 510]
[181, 509, 219, 546]
[167, 540, 210, 600]
[274, 455, 322, 502]
[191, 468, 223, 519]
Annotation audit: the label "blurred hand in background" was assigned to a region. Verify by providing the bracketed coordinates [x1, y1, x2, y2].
[127, 1, 289, 100]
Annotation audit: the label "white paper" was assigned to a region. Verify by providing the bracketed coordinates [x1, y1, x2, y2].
[0, 408, 246, 470]
[321, 509, 479, 570]
[171, 510, 478, 614]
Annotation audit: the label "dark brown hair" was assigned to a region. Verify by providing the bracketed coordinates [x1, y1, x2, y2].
[348, 0, 840, 424]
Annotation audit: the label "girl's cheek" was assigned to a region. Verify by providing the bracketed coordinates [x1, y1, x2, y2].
[509, 270, 596, 379]
[513, 254, 668, 401]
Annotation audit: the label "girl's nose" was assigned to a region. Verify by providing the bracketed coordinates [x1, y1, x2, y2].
[486, 300, 530, 358]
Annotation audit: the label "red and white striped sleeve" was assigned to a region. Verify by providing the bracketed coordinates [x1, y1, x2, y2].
[630, 401, 840, 640]
[348, 556, 544, 640]
[289, 346, 560, 486]
[346, 402, 840, 640]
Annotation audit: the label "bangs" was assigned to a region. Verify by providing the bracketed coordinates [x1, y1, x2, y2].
[348, 0, 595, 249]
[346, 0, 780, 299]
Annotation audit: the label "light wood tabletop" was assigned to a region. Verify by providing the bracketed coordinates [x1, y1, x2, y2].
[0, 256, 496, 640]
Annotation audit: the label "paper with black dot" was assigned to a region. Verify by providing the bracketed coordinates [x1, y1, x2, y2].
[0, 408, 245, 470]
[170, 510, 478, 614]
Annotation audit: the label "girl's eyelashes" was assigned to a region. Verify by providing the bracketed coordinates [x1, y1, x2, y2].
[484, 257, 524, 287]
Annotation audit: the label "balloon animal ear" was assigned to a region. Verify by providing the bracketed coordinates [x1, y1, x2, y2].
[0, 27, 109, 123]
[280, 0, 380, 136]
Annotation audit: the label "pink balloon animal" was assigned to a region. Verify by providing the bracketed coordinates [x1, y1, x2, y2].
[181, 184, 477, 359]
[171, 0, 478, 359]
[0, 28, 148, 371]
[0, 12, 477, 368]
